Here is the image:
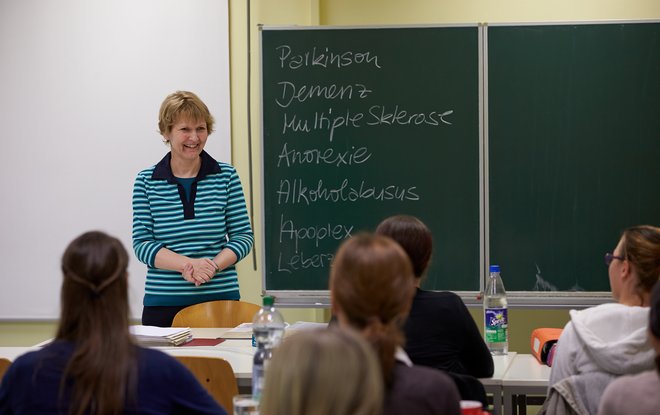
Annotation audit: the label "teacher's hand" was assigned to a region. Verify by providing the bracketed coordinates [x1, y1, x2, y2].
[183, 258, 217, 286]
[181, 263, 198, 286]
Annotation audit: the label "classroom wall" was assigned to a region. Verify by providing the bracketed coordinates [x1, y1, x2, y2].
[2, 0, 659, 347]
[0, 0, 232, 320]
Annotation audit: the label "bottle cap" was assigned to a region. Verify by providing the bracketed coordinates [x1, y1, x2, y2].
[489, 264, 500, 273]
[262, 296, 275, 306]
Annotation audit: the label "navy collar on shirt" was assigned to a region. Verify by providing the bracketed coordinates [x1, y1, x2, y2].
[151, 150, 222, 182]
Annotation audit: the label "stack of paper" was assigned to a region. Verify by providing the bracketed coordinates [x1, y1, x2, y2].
[129, 325, 192, 346]
[221, 322, 254, 339]
[284, 321, 328, 338]
[287, 321, 328, 331]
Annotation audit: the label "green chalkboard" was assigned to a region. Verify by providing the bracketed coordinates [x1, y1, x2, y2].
[261, 26, 481, 293]
[488, 22, 660, 292]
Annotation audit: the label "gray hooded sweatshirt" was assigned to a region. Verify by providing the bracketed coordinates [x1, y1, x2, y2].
[545, 302, 654, 414]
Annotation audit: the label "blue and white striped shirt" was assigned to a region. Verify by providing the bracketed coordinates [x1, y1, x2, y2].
[132, 151, 254, 306]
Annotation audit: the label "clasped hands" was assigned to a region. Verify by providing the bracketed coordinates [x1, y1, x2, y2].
[181, 258, 218, 286]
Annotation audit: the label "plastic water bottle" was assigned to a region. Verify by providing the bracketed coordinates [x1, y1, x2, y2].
[251, 296, 285, 400]
[251, 343, 271, 402]
[484, 264, 508, 355]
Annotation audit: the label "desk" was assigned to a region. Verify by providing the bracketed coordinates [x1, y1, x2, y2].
[480, 353, 517, 415]
[157, 328, 254, 389]
[501, 354, 550, 415]
[0, 329, 255, 390]
[0, 331, 550, 415]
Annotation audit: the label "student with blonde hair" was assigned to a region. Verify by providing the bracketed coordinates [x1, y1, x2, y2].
[260, 328, 383, 415]
[0, 231, 226, 415]
[330, 233, 460, 415]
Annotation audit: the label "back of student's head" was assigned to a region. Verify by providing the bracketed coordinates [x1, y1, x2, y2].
[56, 231, 136, 415]
[619, 225, 660, 296]
[58, 231, 130, 338]
[330, 233, 416, 384]
[376, 214, 433, 278]
[261, 328, 383, 415]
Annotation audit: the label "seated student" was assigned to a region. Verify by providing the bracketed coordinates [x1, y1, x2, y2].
[260, 327, 383, 415]
[541, 225, 660, 415]
[598, 280, 660, 415]
[330, 233, 461, 415]
[0, 231, 226, 415]
[375, 215, 494, 378]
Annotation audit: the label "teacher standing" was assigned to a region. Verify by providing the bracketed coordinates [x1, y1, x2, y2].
[132, 91, 254, 327]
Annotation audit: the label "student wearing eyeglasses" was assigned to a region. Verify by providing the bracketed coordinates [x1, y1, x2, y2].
[541, 225, 660, 415]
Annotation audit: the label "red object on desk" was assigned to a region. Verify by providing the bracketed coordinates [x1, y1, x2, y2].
[180, 338, 225, 347]
[530, 328, 563, 364]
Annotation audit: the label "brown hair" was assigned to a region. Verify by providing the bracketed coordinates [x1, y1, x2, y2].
[261, 327, 383, 415]
[376, 214, 433, 278]
[158, 90, 215, 136]
[56, 231, 136, 415]
[619, 225, 660, 300]
[330, 233, 415, 385]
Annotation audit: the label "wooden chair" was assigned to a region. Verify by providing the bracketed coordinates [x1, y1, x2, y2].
[172, 300, 261, 328]
[175, 356, 238, 413]
[0, 358, 11, 381]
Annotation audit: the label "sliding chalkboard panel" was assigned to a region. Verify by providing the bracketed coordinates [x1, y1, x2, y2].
[261, 26, 481, 295]
[488, 22, 660, 293]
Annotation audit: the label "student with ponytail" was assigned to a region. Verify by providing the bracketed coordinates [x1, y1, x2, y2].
[330, 233, 460, 415]
[0, 231, 226, 415]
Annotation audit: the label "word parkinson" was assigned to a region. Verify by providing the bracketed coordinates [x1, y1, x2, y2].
[276, 45, 382, 70]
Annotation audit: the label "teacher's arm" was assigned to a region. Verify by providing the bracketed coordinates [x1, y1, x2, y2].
[212, 165, 254, 271]
[155, 249, 216, 285]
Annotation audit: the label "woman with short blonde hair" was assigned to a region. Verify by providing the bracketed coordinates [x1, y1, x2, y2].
[261, 328, 383, 415]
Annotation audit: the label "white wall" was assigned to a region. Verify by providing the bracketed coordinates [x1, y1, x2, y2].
[0, 0, 230, 319]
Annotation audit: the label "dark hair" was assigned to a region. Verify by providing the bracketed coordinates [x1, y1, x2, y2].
[56, 231, 136, 415]
[619, 225, 660, 301]
[375, 215, 433, 278]
[330, 233, 415, 385]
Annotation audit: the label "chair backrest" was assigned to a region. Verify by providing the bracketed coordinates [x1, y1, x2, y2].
[172, 300, 261, 328]
[0, 358, 11, 381]
[174, 356, 238, 413]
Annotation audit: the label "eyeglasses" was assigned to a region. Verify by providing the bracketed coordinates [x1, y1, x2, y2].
[604, 253, 625, 266]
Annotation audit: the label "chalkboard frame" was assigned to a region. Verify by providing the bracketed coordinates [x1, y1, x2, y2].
[259, 21, 660, 308]
[259, 23, 486, 306]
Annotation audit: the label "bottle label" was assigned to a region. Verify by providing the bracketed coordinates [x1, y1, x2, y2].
[485, 307, 508, 343]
